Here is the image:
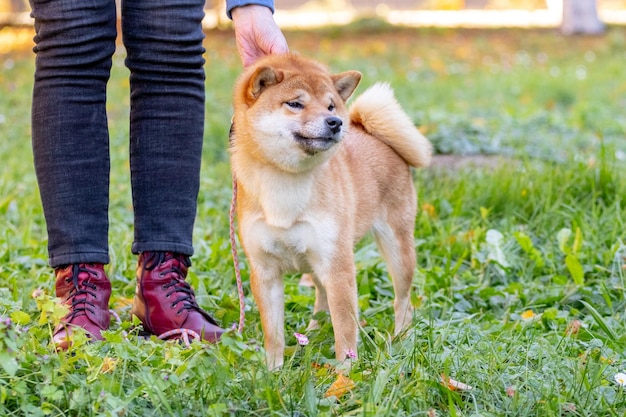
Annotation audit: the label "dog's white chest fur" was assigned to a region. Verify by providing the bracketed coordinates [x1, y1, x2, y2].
[240, 171, 338, 274]
[247, 216, 337, 273]
[257, 171, 312, 229]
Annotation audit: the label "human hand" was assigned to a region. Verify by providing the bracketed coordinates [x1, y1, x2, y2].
[231, 5, 289, 68]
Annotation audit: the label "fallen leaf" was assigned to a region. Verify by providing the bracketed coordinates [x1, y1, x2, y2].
[325, 373, 355, 398]
[421, 203, 436, 217]
[440, 373, 473, 391]
[565, 319, 582, 336]
[101, 357, 118, 374]
[311, 362, 332, 370]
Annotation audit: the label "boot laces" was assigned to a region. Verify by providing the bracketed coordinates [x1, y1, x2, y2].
[64, 264, 99, 320]
[143, 252, 215, 322]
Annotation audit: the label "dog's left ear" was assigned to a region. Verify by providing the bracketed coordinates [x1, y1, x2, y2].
[247, 66, 284, 102]
[331, 71, 362, 102]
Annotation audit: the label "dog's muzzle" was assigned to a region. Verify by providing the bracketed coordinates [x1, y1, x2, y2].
[293, 116, 344, 155]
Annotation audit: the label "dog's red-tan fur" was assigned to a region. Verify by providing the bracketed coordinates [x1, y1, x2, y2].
[230, 54, 432, 369]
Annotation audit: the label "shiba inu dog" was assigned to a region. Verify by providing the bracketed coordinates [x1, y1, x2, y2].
[230, 54, 432, 369]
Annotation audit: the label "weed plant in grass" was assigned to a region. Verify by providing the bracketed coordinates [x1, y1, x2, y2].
[1, 25, 625, 416]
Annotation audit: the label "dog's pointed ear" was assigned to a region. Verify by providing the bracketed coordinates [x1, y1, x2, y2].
[331, 71, 361, 102]
[247, 66, 284, 102]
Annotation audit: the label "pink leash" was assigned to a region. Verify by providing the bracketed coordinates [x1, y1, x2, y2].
[229, 173, 246, 333]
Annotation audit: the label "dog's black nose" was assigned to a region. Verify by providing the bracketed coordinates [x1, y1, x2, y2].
[325, 117, 343, 135]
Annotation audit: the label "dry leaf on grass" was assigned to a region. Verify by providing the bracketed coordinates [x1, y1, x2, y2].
[325, 373, 356, 398]
[440, 373, 473, 392]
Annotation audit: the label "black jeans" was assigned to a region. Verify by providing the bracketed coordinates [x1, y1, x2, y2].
[30, 0, 206, 268]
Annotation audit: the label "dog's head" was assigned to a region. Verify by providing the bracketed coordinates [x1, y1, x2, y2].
[232, 54, 361, 173]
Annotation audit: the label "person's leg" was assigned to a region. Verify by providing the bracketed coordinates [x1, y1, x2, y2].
[122, 0, 224, 342]
[30, 0, 117, 347]
[122, 0, 205, 255]
[31, 0, 116, 267]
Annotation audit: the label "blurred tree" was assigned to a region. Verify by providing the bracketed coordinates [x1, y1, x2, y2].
[561, 0, 604, 34]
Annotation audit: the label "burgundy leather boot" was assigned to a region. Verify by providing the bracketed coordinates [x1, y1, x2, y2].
[132, 252, 224, 343]
[53, 263, 112, 350]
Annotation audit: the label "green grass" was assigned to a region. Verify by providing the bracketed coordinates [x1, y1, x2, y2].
[1, 24, 626, 416]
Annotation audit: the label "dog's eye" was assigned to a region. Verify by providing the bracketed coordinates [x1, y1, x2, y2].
[328, 103, 335, 111]
[286, 101, 303, 109]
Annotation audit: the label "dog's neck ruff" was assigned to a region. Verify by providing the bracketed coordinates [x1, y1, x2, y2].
[233, 151, 318, 229]
[258, 173, 314, 229]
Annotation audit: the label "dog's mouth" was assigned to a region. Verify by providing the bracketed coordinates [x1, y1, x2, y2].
[293, 133, 339, 155]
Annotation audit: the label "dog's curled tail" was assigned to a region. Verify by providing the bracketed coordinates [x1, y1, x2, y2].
[349, 83, 432, 168]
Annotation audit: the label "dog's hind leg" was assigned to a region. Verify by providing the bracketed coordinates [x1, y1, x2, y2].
[305, 273, 329, 330]
[298, 273, 315, 287]
[372, 218, 416, 335]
